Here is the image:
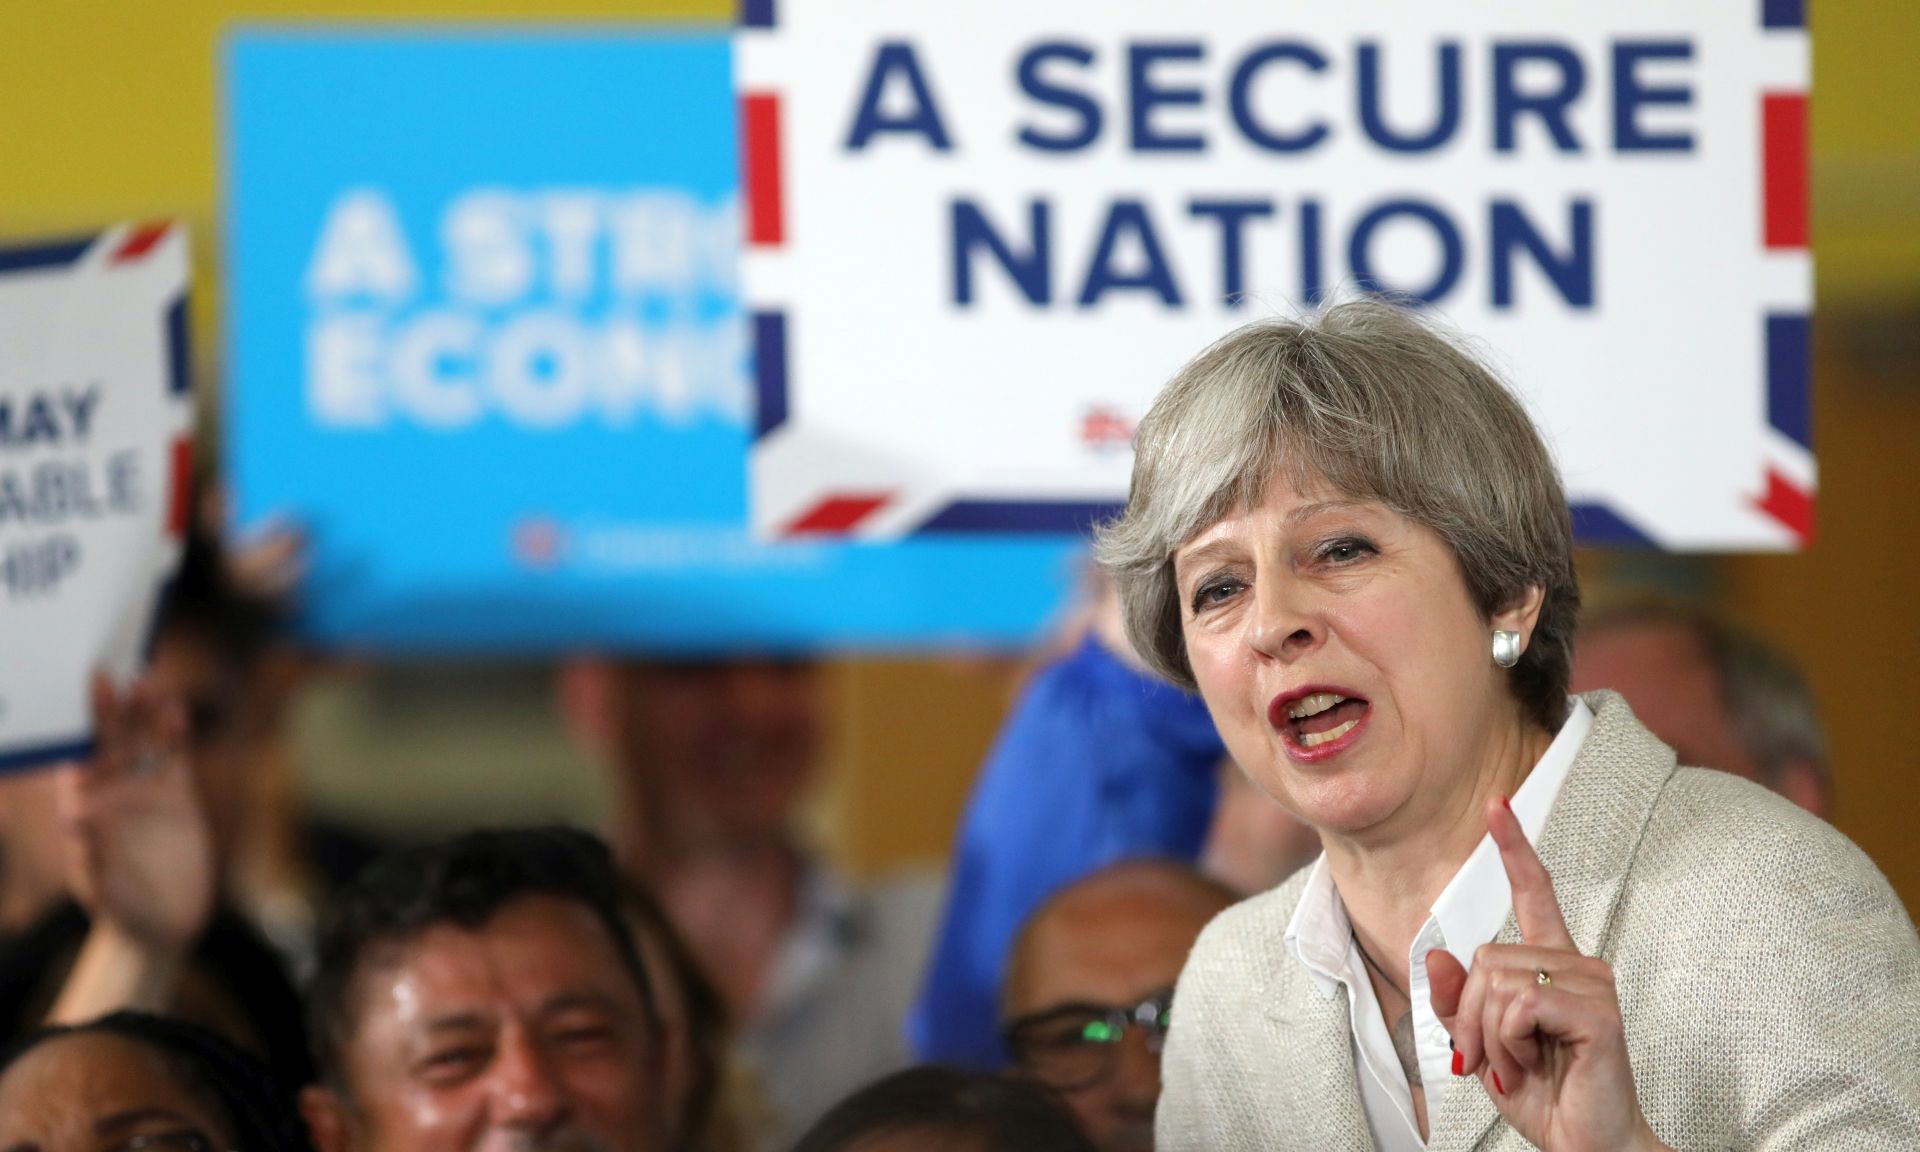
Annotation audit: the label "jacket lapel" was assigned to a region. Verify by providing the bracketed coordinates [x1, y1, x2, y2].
[1261, 953, 1377, 1149]
[1428, 691, 1676, 1152]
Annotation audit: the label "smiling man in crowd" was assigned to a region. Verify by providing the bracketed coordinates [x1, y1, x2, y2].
[298, 827, 666, 1152]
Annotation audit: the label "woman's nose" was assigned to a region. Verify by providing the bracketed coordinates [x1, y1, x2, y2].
[1247, 578, 1318, 661]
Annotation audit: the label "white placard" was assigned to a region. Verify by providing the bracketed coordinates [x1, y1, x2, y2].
[0, 223, 194, 771]
[741, 0, 1812, 549]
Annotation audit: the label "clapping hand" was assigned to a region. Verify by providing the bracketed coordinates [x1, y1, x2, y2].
[47, 672, 216, 1022]
[1424, 796, 1671, 1152]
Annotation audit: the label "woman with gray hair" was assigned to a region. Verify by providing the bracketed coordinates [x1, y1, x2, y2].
[1097, 300, 1920, 1150]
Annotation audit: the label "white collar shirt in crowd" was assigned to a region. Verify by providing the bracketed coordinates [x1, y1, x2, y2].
[1281, 697, 1595, 1151]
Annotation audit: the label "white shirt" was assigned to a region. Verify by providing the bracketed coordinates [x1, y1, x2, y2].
[1281, 698, 1594, 1151]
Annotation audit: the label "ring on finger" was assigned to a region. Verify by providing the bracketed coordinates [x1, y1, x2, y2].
[1534, 968, 1553, 987]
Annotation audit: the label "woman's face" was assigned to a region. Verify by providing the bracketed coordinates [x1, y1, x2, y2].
[0, 1032, 237, 1152]
[1172, 470, 1534, 842]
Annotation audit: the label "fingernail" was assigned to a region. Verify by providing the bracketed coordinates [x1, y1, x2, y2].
[1451, 1050, 1464, 1076]
[1491, 1070, 1505, 1095]
[1499, 794, 1512, 812]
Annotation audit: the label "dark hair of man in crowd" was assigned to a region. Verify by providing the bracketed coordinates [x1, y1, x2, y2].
[155, 524, 284, 676]
[306, 826, 661, 1092]
[0, 903, 315, 1097]
[789, 1066, 1097, 1152]
[0, 1010, 313, 1152]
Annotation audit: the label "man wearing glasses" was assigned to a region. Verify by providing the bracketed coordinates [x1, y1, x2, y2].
[1000, 860, 1236, 1152]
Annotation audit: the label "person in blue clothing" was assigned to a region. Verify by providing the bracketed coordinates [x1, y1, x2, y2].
[907, 581, 1229, 1069]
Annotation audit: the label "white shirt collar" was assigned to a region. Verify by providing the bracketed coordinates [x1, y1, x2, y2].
[1283, 697, 1593, 996]
[1278, 698, 1593, 1149]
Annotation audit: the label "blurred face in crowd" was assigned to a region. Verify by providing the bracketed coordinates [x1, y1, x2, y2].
[613, 660, 821, 839]
[1172, 472, 1542, 841]
[1568, 621, 1759, 779]
[0, 1032, 238, 1152]
[301, 894, 664, 1152]
[1002, 868, 1232, 1152]
[1200, 764, 1322, 894]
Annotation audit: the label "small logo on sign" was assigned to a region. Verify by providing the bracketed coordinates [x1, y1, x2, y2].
[510, 517, 568, 570]
[1080, 405, 1135, 454]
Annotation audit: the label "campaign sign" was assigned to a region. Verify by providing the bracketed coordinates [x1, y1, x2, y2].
[741, 0, 1813, 549]
[0, 224, 193, 773]
[225, 30, 1083, 652]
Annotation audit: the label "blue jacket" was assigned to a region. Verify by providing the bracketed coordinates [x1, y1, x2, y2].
[907, 634, 1225, 1067]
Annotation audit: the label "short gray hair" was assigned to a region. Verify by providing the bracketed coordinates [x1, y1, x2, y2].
[1581, 598, 1830, 788]
[1094, 299, 1579, 732]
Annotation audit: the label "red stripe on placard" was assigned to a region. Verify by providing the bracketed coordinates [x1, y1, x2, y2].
[1754, 468, 1814, 547]
[1763, 93, 1809, 250]
[743, 93, 785, 247]
[782, 493, 891, 536]
[111, 221, 171, 263]
[166, 437, 194, 538]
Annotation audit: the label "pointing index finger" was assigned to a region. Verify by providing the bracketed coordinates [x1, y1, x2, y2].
[1488, 794, 1574, 950]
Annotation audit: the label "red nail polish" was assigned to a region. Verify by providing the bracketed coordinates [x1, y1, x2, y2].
[1492, 1070, 1506, 1095]
[1499, 794, 1512, 812]
[1451, 1051, 1464, 1076]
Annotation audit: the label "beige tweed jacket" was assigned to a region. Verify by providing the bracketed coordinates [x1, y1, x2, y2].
[1157, 691, 1920, 1151]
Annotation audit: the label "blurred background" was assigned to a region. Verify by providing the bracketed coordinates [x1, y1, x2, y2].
[2, 0, 1914, 922]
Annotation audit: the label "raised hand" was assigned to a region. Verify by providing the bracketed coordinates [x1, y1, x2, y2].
[58, 672, 216, 950]
[1424, 796, 1670, 1152]
[48, 673, 216, 1024]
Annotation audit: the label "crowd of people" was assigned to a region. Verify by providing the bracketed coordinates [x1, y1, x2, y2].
[3, 300, 1917, 1150]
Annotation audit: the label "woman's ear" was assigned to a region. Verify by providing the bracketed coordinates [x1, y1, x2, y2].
[1494, 584, 1548, 652]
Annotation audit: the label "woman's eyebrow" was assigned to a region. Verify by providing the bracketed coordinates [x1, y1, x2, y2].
[1172, 539, 1242, 577]
[94, 1109, 195, 1135]
[1284, 499, 1367, 525]
[3, 1142, 40, 1152]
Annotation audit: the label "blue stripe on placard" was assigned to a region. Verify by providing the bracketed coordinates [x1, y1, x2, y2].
[0, 738, 95, 775]
[914, 500, 1125, 535]
[739, 0, 776, 28]
[1766, 313, 1812, 450]
[167, 293, 191, 396]
[1761, 0, 1805, 30]
[753, 310, 789, 440]
[0, 236, 91, 274]
[1570, 502, 1657, 547]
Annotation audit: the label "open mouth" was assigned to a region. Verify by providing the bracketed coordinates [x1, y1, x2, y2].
[1272, 690, 1371, 751]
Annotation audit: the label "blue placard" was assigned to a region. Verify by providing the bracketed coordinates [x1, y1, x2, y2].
[224, 29, 1083, 653]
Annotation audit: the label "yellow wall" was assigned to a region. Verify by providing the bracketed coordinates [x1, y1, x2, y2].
[4, 3, 1917, 913]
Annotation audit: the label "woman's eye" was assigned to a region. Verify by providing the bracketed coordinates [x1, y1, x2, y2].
[1190, 577, 1242, 612]
[1319, 538, 1375, 564]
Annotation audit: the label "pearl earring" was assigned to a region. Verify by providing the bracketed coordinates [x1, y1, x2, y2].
[1491, 629, 1523, 669]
